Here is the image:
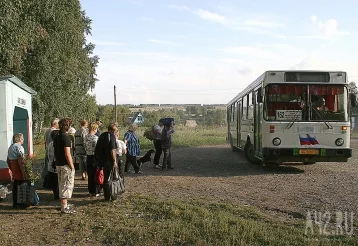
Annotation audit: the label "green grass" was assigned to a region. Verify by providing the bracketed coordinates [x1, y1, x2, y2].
[137, 125, 227, 150]
[2, 194, 355, 246]
[33, 126, 227, 159]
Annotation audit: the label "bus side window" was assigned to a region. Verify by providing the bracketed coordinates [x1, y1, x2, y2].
[248, 92, 254, 119]
[242, 95, 247, 119]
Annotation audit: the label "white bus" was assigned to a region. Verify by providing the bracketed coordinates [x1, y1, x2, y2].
[227, 70, 353, 165]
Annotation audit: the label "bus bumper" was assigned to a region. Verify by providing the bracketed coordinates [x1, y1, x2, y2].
[262, 148, 352, 163]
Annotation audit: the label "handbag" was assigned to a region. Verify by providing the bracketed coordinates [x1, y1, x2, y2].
[108, 167, 125, 200]
[95, 168, 104, 185]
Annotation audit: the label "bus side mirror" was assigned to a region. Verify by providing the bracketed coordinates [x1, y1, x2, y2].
[257, 88, 263, 103]
[351, 93, 358, 107]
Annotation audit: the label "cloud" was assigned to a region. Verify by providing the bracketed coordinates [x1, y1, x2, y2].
[310, 15, 318, 23]
[190, 8, 286, 38]
[310, 15, 350, 38]
[194, 9, 229, 25]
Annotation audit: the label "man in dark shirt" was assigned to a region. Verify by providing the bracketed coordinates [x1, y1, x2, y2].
[95, 123, 118, 201]
[54, 118, 75, 214]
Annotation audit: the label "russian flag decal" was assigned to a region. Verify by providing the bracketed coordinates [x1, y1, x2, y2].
[299, 134, 319, 145]
[299, 134, 311, 145]
[307, 134, 319, 145]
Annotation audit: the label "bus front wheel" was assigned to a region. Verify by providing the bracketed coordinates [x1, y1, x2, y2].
[244, 142, 260, 165]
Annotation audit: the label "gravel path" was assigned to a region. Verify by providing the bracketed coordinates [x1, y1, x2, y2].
[124, 141, 358, 219]
[1, 141, 357, 222]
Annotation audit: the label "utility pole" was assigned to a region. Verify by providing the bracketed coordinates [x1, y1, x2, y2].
[114, 85, 117, 123]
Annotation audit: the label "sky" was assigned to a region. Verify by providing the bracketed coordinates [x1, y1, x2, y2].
[80, 0, 358, 105]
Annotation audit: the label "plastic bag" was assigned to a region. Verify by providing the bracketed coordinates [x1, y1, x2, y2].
[95, 168, 104, 185]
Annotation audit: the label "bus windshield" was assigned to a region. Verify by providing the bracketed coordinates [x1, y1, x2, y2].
[264, 84, 348, 122]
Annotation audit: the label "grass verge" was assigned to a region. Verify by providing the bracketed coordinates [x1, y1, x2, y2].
[33, 126, 227, 160]
[1, 194, 355, 246]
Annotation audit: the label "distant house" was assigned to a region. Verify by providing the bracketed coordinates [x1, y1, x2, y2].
[126, 112, 144, 125]
[184, 120, 197, 128]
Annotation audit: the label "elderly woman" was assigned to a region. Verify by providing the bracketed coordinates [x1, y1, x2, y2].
[124, 123, 141, 174]
[7, 133, 26, 209]
[54, 118, 76, 214]
[84, 122, 99, 196]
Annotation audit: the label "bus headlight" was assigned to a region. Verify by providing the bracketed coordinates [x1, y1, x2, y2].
[335, 138, 344, 146]
[272, 137, 281, 146]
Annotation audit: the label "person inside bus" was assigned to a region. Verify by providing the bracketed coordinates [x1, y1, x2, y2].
[314, 97, 329, 112]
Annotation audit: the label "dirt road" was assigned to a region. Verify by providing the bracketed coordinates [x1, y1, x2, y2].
[1, 141, 357, 221]
[126, 141, 358, 219]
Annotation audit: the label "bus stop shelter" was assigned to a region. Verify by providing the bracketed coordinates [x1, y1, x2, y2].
[0, 75, 37, 181]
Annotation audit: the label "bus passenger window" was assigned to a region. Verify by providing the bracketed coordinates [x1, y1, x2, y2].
[242, 95, 247, 119]
[248, 93, 254, 119]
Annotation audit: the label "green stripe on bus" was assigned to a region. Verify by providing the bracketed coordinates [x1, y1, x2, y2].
[293, 148, 299, 156]
[321, 148, 326, 156]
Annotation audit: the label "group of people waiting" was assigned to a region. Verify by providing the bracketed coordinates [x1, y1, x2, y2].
[6, 116, 175, 214]
[43, 118, 130, 214]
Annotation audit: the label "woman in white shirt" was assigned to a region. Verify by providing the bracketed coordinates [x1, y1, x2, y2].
[115, 131, 126, 178]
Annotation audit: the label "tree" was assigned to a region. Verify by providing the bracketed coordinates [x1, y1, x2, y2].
[0, 0, 99, 133]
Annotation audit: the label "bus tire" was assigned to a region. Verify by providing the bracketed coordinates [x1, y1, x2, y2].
[244, 142, 260, 165]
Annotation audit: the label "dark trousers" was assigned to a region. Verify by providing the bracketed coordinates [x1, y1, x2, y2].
[87, 155, 98, 195]
[48, 171, 59, 199]
[117, 155, 125, 179]
[12, 180, 23, 208]
[162, 148, 172, 169]
[103, 167, 111, 201]
[153, 139, 162, 165]
[125, 154, 140, 173]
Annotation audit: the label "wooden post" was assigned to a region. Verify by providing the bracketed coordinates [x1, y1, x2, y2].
[114, 85, 117, 123]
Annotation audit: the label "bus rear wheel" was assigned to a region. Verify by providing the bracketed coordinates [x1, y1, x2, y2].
[244, 142, 260, 165]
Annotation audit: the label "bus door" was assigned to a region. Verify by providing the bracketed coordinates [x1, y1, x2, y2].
[254, 89, 263, 156]
[237, 100, 241, 148]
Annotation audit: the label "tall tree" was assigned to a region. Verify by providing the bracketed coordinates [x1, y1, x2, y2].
[0, 0, 99, 133]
